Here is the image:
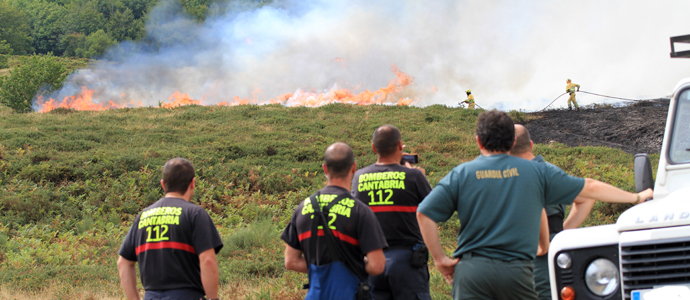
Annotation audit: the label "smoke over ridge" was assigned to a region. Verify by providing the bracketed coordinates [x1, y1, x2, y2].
[36, 0, 690, 111]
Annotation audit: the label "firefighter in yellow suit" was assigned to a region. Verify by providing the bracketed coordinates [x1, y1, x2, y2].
[566, 79, 580, 111]
[464, 90, 475, 109]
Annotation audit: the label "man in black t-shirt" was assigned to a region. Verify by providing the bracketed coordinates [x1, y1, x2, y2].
[117, 158, 223, 300]
[281, 142, 388, 300]
[351, 125, 433, 300]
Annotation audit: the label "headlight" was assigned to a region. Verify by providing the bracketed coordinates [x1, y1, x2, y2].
[557, 253, 572, 269]
[585, 258, 619, 296]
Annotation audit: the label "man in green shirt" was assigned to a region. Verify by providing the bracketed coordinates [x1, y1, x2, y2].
[416, 110, 653, 300]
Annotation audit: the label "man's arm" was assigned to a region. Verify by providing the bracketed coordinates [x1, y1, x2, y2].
[417, 212, 459, 284]
[284, 244, 308, 273]
[117, 256, 140, 300]
[563, 196, 595, 230]
[579, 178, 653, 204]
[199, 248, 219, 299]
[536, 209, 549, 256]
[364, 249, 386, 276]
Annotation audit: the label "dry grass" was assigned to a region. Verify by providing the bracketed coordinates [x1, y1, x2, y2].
[0, 283, 125, 300]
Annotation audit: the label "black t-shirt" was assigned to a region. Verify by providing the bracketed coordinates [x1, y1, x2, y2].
[351, 164, 432, 247]
[119, 197, 223, 293]
[281, 186, 388, 273]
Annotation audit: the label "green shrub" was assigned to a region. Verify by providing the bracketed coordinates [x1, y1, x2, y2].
[219, 218, 278, 255]
[0, 54, 68, 113]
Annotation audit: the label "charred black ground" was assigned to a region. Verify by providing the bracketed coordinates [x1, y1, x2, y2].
[524, 99, 670, 154]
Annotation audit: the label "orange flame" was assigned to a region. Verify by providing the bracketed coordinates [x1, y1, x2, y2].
[36, 86, 123, 112]
[35, 65, 427, 112]
[162, 92, 202, 108]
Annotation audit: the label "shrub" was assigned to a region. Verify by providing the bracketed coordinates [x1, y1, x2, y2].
[0, 54, 68, 113]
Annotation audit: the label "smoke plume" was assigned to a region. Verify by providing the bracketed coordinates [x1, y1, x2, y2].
[36, 0, 690, 111]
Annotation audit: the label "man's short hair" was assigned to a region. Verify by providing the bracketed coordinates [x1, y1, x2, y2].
[163, 157, 195, 194]
[510, 125, 532, 155]
[324, 142, 355, 178]
[476, 110, 515, 152]
[372, 125, 401, 157]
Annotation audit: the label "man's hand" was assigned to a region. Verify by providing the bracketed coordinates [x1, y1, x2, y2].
[404, 161, 426, 176]
[435, 255, 459, 284]
[117, 256, 140, 300]
[199, 248, 219, 300]
[417, 212, 458, 284]
[638, 188, 653, 203]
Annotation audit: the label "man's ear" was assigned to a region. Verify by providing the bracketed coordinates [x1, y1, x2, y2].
[322, 163, 329, 177]
[371, 143, 377, 154]
[529, 140, 534, 150]
[160, 179, 166, 192]
[189, 177, 195, 190]
[512, 136, 517, 149]
[351, 162, 357, 174]
[397, 140, 404, 151]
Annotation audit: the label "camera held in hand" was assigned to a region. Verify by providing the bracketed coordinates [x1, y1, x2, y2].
[401, 154, 419, 165]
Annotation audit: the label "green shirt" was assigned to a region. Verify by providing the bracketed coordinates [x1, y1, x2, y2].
[417, 154, 584, 261]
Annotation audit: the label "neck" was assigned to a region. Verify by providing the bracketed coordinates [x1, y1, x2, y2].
[165, 192, 190, 202]
[514, 152, 536, 160]
[480, 149, 509, 156]
[376, 154, 400, 165]
[326, 178, 351, 191]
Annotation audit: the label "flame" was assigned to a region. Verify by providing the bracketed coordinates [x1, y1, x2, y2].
[162, 92, 202, 108]
[36, 86, 123, 112]
[278, 65, 415, 106]
[35, 65, 428, 112]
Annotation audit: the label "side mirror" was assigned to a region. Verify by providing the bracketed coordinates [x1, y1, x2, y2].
[634, 153, 654, 193]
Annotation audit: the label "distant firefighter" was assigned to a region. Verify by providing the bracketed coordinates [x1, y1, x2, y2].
[461, 90, 475, 109]
[565, 79, 580, 111]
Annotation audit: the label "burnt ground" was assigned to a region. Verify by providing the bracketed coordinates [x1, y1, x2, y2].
[524, 100, 670, 154]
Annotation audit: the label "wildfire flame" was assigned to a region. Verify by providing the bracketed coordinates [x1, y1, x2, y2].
[35, 65, 425, 112]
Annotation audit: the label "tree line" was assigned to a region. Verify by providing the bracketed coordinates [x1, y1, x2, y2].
[0, 0, 267, 60]
[0, 0, 268, 113]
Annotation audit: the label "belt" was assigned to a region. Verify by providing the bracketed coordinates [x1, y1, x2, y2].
[460, 252, 530, 264]
[461, 252, 491, 259]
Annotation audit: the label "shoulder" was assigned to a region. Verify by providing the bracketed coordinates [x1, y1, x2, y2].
[355, 164, 379, 176]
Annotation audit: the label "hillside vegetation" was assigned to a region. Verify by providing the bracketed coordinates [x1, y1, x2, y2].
[0, 104, 654, 299]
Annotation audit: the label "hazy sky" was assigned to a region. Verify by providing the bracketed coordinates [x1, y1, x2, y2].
[40, 0, 690, 111]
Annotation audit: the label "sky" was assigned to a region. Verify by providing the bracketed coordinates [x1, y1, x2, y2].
[38, 0, 690, 111]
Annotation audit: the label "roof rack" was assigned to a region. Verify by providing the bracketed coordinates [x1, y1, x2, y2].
[670, 34, 690, 58]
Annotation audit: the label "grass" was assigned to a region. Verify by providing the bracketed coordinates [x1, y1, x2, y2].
[0, 103, 648, 299]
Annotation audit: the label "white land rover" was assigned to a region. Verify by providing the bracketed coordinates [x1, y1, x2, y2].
[547, 40, 690, 300]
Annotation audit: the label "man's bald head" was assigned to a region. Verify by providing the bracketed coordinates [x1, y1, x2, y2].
[510, 124, 532, 155]
[324, 142, 355, 178]
[372, 125, 401, 157]
[162, 157, 195, 194]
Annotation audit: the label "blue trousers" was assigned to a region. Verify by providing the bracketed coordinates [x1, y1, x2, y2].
[368, 247, 431, 300]
[306, 261, 361, 300]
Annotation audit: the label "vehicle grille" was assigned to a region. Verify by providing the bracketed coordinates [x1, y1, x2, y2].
[620, 239, 690, 300]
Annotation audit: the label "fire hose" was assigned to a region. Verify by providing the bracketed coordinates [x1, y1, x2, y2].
[459, 101, 483, 109]
[539, 90, 660, 112]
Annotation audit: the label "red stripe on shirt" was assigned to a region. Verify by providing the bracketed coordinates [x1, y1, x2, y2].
[298, 229, 360, 246]
[369, 205, 418, 213]
[135, 241, 196, 256]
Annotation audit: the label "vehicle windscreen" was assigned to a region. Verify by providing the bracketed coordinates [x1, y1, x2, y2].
[669, 88, 690, 164]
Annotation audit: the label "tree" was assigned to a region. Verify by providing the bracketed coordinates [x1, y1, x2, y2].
[0, 40, 11, 68]
[105, 8, 143, 41]
[84, 29, 116, 57]
[64, 0, 105, 36]
[60, 33, 87, 57]
[0, 1, 33, 54]
[0, 54, 69, 113]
